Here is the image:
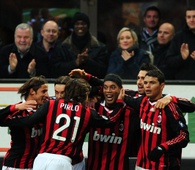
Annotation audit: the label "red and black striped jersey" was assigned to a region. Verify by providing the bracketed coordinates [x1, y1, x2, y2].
[3, 99, 124, 160]
[86, 101, 140, 170]
[125, 95, 189, 170]
[0, 104, 43, 169]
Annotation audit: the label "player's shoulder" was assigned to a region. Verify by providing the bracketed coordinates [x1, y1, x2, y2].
[165, 102, 182, 120]
[125, 89, 139, 97]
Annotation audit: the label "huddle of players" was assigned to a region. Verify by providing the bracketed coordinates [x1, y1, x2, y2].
[0, 63, 194, 170]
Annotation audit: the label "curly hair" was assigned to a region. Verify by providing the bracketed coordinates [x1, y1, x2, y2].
[64, 78, 91, 105]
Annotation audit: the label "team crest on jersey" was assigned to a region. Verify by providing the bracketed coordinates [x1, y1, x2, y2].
[150, 107, 155, 112]
[157, 115, 162, 124]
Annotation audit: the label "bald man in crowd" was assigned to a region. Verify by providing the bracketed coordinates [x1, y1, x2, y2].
[36, 20, 72, 78]
[153, 22, 175, 79]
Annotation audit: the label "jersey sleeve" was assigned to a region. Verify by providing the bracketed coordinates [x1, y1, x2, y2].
[160, 102, 189, 151]
[124, 95, 143, 112]
[87, 73, 104, 87]
[1, 101, 50, 127]
[0, 103, 22, 123]
[89, 99, 125, 127]
[171, 96, 195, 113]
[0, 105, 14, 121]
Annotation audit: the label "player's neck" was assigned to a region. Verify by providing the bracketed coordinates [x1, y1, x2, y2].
[148, 95, 163, 102]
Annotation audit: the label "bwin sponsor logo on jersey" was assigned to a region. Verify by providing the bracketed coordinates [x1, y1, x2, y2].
[140, 119, 161, 134]
[93, 131, 122, 144]
[31, 127, 43, 138]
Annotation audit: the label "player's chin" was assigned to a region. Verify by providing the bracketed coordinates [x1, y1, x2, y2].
[105, 99, 115, 105]
[145, 91, 152, 97]
[138, 89, 145, 95]
[42, 98, 49, 103]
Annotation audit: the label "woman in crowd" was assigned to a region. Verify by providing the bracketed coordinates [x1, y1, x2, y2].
[107, 27, 150, 79]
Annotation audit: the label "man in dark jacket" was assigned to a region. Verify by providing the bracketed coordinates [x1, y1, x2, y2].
[0, 23, 49, 78]
[61, 12, 109, 79]
[36, 20, 72, 78]
[138, 6, 161, 54]
[153, 22, 175, 80]
[166, 6, 195, 80]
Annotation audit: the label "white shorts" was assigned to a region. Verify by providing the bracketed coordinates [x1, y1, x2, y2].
[33, 153, 72, 170]
[2, 166, 32, 170]
[73, 158, 85, 170]
[135, 166, 150, 170]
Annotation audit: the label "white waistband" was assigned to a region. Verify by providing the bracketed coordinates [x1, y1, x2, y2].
[2, 166, 32, 170]
[39, 152, 72, 163]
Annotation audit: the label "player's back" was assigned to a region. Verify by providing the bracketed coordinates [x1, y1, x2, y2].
[39, 99, 91, 158]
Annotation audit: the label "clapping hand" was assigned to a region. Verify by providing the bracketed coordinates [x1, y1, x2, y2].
[76, 48, 89, 65]
[9, 53, 18, 71]
[27, 59, 36, 75]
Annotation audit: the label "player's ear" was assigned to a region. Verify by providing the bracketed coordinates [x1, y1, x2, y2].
[29, 88, 35, 95]
[160, 82, 165, 91]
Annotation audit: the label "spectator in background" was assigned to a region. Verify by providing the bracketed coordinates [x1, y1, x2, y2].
[62, 12, 109, 79]
[166, 6, 195, 80]
[56, 16, 73, 43]
[153, 22, 175, 79]
[36, 20, 72, 78]
[0, 23, 49, 78]
[139, 6, 161, 54]
[107, 27, 150, 79]
[40, 8, 53, 22]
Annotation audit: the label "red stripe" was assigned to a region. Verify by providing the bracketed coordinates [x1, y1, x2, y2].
[0, 148, 9, 152]
[0, 87, 19, 91]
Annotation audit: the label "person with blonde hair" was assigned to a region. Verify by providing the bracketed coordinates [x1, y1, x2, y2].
[107, 27, 150, 79]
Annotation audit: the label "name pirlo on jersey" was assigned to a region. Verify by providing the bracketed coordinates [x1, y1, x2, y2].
[60, 102, 80, 112]
[93, 131, 122, 144]
[140, 119, 161, 134]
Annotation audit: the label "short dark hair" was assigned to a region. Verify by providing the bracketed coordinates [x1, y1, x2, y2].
[139, 63, 159, 72]
[144, 6, 161, 19]
[186, 6, 195, 11]
[104, 74, 122, 88]
[145, 69, 165, 84]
